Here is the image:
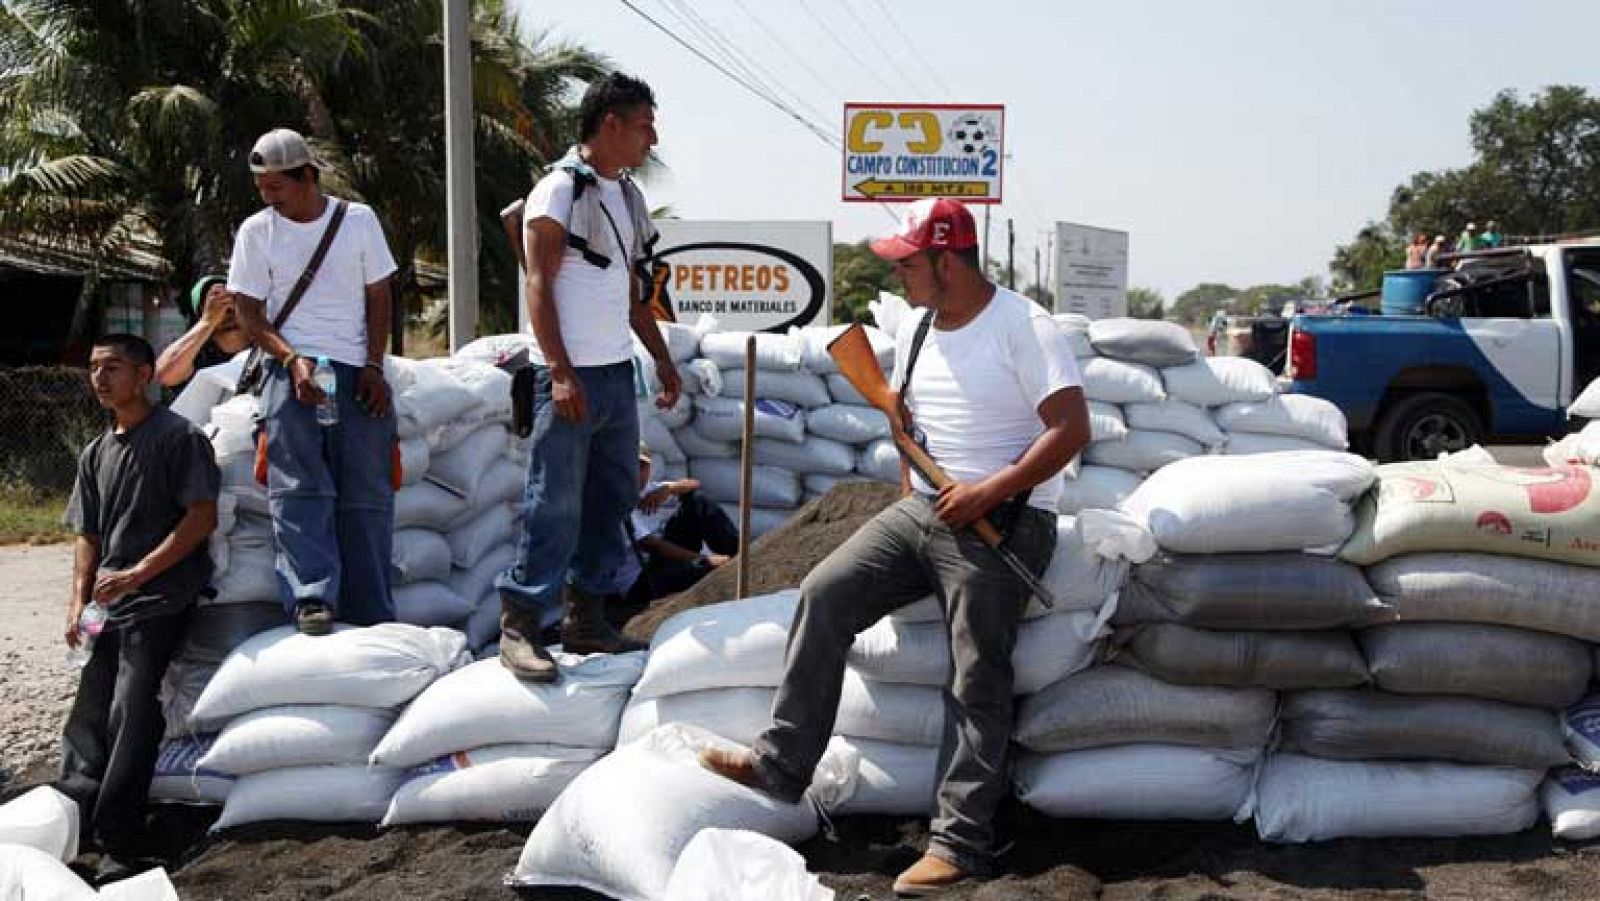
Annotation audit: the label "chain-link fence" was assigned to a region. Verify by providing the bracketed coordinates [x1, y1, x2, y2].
[0, 367, 108, 497]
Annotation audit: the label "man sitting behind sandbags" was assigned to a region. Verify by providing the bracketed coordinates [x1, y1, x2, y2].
[614, 442, 739, 609]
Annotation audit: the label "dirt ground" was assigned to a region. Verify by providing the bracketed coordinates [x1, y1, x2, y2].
[7, 483, 1600, 899]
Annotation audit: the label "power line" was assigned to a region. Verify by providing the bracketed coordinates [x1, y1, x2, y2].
[728, 0, 849, 110]
[829, 0, 922, 98]
[865, 0, 956, 97]
[793, 0, 900, 98]
[615, 0, 841, 148]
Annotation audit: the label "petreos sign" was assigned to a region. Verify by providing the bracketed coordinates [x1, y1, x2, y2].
[842, 103, 1005, 203]
[647, 221, 832, 332]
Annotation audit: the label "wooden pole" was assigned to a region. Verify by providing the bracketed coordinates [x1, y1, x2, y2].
[736, 336, 756, 599]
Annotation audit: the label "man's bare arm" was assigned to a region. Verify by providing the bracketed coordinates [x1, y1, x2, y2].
[501, 200, 527, 273]
[935, 387, 1090, 528]
[364, 278, 392, 366]
[92, 501, 218, 604]
[234, 292, 295, 363]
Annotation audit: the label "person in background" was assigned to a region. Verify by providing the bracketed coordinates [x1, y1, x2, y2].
[229, 127, 400, 635]
[495, 72, 681, 682]
[1482, 219, 1504, 248]
[1404, 233, 1429, 269]
[699, 198, 1090, 896]
[1206, 307, 1229, 356]
[613, 442, 738, 610]
[58, 334, 219, 885]
[1423, 234, 1447, 268]
[1457, 222, 1483, 253]
[154, 276, 251, 388]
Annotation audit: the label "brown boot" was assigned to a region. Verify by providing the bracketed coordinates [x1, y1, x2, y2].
[560, 587, 647, 655]
[698, 745, 773, 796]
[892, 853, 975, 897]
[498, 600, 558, 682]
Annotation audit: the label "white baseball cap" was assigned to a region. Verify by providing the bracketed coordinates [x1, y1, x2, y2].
[249, 128, 324, 174]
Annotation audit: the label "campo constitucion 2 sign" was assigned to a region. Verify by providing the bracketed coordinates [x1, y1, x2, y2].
[841, 103, 1005, 204]
[647, 221, 833, 332]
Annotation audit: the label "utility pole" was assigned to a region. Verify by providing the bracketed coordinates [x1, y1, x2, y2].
[1006, 218, 1015, 290]
[444, 0, 477, 351]
[982, 205, 992, 276]
[1034, 244, 1041, 303]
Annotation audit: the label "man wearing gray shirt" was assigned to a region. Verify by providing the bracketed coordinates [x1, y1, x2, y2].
[57, 334, 219, 884]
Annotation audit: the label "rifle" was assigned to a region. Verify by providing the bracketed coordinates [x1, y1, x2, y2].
[827, 323, 1056, 608]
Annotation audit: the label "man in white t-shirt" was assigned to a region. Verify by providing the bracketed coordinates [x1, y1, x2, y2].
[230, 128, 400, 636]
[494, 73, 682, 682]
[700, 198, 1090, 895]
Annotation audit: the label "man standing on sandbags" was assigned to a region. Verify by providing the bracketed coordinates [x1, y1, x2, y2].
[700, 198, 1089, 896]
[230, 127, 401, 635]
[59, 334, 219, 884]
[496, 73, 682, 682]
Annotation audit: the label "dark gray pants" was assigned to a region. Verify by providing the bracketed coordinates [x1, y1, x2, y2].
[57, 607, 191, 856]
[752, 494, 1055, 875]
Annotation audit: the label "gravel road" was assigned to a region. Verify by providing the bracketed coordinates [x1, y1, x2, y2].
[0, 543, 77, 788]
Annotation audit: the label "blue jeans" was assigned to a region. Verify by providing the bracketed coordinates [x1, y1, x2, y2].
[261, 359, 396, 625]
[498, 362, 639, 629]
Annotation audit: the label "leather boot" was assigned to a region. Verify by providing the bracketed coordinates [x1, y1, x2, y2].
[892, 853, 975, 897]
[498, 599, 558, 682]
[560, 587, 647, 655]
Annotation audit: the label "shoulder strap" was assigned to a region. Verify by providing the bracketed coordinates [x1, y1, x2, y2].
[271, 199, 347, 330]
[900, 309, 935, 396]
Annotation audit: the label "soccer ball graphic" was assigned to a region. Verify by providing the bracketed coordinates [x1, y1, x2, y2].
[948, 114, 997, 155]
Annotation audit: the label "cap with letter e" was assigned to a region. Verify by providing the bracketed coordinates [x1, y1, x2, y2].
[869, 197, 979, 261]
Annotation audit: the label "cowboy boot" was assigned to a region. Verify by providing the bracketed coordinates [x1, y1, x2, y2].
[498, 599, 558, 682]
[560, 586, 647, 655]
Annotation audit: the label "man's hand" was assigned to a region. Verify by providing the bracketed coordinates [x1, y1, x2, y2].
[65, 597, 86, 649]
[668, 478, 701, 496]
[356, 365, 392, 417]
[552, 368, 587, 422]
[654, 358, 682, 410]
[290, 355, 325, 406]
[200, 290, 236, 329]
[92, 567, 145, 604]
[935, 481, 1002, 531]
[639, 485, 673, 514]
[706, 553, 731, 569]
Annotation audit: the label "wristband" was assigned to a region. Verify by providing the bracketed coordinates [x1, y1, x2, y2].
[363, 362, 384, 373]
[282, 351, 300, 369]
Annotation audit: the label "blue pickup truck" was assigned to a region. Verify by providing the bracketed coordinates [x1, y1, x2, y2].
[1285, 242, 1600, 461]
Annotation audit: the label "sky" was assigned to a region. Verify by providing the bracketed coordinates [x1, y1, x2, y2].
[512, 0, 1600, 301]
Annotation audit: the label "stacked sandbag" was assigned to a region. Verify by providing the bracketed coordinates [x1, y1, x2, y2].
[509, 723, 852, 901]
[1071, 319, 1199, 482]
[186, 623, 469, 831]
[370, 651, 642, 825]
[1215, 393, 1349, 453]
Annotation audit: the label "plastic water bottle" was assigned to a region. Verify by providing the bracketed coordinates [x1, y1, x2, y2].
[66, 602, 108, 668]
[314, 356, 338, 426]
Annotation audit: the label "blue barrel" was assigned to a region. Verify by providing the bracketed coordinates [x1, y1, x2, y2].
[1380, 269, 1445, 316]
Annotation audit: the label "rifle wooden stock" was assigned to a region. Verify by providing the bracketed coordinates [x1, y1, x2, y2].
[826, 323, 1006, 548]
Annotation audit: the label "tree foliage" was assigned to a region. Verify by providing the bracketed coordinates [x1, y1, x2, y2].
[1331, 85, 1600, 291]
[1168, 283, 1236, 326]
[832, 240, 895, 324]
[1126, 287, 1164, 320]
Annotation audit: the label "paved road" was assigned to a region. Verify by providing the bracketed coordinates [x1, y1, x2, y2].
[1487, 444, 1548, 467]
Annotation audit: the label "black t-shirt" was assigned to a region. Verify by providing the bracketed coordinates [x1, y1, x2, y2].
[65, 406, 221, 624]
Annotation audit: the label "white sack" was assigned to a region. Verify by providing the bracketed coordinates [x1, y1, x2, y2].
[211, 543, 277, 605]
[395, 367, 482, 438]
[869, 290, 914, 340]
[1111, 624, 1369, 690]
[397, 436, 429, 487]
[0, 786, 78, 862]
[1056, 465, 1142, 514]
[822, 737, 937, 817]
[1253, 754, 1541, 843]
[1015, 745, 1258, 821]
[640, 413, 686, 464]
[192, 624, 468, 722]
[1365, 552, 1600, 642]
[856, 439, 901, 482]
[792, 323, 894, 375]
[199, 704, 394, 775]
[445, 545, 516, 615]
[432, 357, 514, 421]
[663, 828, 834, 901]
[1116, 552, 1387, 631]
[391, 529, 453, 584]
[1119, 452, 1375, 554]
[394, 480, 469, 532]
[0, 845, 96, 900]
[1224, 432, 1333, 455]
[1544, 422, 1600, 467]
[445, 504, 514, 568]
[659, 321, 704, 363]
[427, 423, 511, 497]
[849, 608, 1102, 695]
[806, 404, 891, 445]
[1565, 695, 1600, 771]
[509, 724, 836, 901]
[826, 373, 869, 406]
[1087, 401, 1129, 443]
[149, 735, 233, 806]
[753, 436, 856, 477]
[693, 395, 807, 445]
[381, 743, 604, 826]
[719, 368, 832, 408]
[655, 392, 694, 431]
[1569, 376, 1600, 419]
[1280, 690, 1568, 768]
[372, 653, 644, 767]
[462, 458, 523, 512]
[1083, 429, 1202, 473]
[692, 459, 802, 508]
[1124, 400, 1226, 447]
[1360, 622, 1591, 709]
[464, 590, 502, 650]
[393, 580, 473, 627]
[699, 331, 804, 372]
[1216, 394, 1348, 449]
[1160, 356, 1277, 407]
[1087, 318, 1199, 368]
[719, 505, 794, 539]
[619, 686, 776, 747]
[634, 591, 798, 699]
[1081, 357, 1166, 404]
[171, 369, 233, 425]
[673, 426, 738, 459]
[1544, 767, 1600, 840]
[213, 765, 403, 831]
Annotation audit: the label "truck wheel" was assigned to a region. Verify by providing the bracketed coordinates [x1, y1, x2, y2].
[1372, 392, 1483, 462]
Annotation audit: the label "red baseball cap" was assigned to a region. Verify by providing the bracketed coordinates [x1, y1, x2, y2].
[870, 198, 980, 261]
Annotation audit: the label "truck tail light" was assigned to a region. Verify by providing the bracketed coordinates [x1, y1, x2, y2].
[1289, 328, 1317, 381]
